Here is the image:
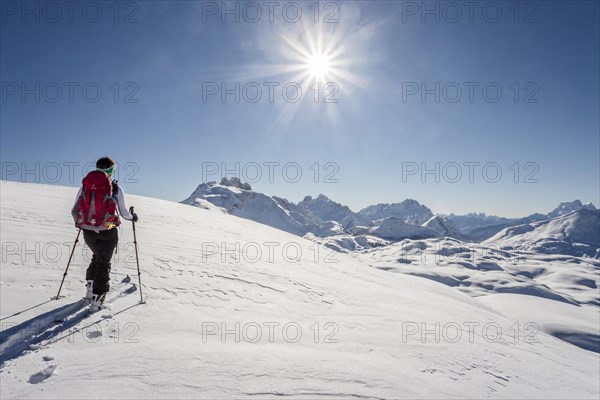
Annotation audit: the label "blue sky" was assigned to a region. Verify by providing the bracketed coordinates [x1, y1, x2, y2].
[1, 1, 598, 217]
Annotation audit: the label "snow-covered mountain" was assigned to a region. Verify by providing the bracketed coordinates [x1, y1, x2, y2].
[182, 178, 321, 236]
[297, 194, 360, 228]
[484, 209, 600, 257]
[446, 213, 513, 233]
[2, 181, 599, 399]
[450, 200, 598, 241]
[182, 179, 442, 242]
[368, 217, 439, 240]
[182, 180, 599, 254]
[357, 199, 434, 225]
[463, 222, 513, 242]
[365, 215, 464, 242]
[548, 200, 598, 218]
[422, 215, 465, 240]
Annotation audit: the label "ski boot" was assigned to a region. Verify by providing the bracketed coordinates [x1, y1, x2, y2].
[89, 292, 107, 313]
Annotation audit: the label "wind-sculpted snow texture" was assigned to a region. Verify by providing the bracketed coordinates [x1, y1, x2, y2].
[1, 181, 599, 399]
[352, 236, 600, 352]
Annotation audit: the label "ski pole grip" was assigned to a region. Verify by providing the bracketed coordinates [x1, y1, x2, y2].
[129, 206, 134, 214]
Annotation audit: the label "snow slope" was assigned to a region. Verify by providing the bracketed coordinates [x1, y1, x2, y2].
[303, 232, 389, 253]
[478, 294, 600, 353]
[353, 237, 600, 306]
[451, 200, 597, 240]
[484, 209, 600, 257]
[1, 181, 599, 399]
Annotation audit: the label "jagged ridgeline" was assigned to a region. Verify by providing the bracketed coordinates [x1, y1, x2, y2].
[181, 178, 599, 257]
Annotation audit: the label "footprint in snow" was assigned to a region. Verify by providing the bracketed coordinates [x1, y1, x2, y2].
[86, 329, 103, 339]
[28, 365, 56, 384]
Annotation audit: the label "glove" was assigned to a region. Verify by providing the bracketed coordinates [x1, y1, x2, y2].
[132, 213, 138, 223]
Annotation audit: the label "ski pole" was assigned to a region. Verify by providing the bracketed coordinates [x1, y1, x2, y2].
[130, 206, 144, 303]
[55, 228, 81, 300]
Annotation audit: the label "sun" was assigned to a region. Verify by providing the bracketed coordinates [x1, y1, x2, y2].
[237, 13, 372, 126]
[305, 52, 332, 81]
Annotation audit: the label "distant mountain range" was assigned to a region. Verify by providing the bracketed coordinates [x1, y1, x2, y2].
[484, 208, 600, 257]
[181, 178, 598, 257]
[447, 200, 598, 241]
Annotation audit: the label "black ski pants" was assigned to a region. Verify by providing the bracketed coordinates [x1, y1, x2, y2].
[83, 228, 118, 295]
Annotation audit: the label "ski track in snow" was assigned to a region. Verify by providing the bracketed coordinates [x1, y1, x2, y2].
[0, 283, 138, 366]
